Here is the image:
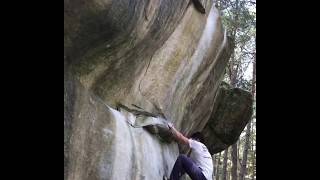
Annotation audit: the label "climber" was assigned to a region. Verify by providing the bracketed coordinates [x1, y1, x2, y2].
[164, 123, 213, 180]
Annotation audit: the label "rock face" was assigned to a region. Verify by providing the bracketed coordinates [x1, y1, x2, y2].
[64, 0, 252, 179]
[64, 77, 178, 180]
[202, 82, 253, 154]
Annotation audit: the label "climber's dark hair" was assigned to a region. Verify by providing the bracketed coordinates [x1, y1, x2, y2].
[190, 132, 204, 143]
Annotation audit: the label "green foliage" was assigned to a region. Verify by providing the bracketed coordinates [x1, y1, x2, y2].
[218, 0, 256, 89]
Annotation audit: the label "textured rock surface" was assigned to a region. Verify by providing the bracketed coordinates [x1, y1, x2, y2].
[64, 0, 252, 179]
[64, 0, 230, 130]
[64, 75, 178, 180]
[202, 82, 253, 154]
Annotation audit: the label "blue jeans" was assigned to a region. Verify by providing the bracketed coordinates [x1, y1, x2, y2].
[169, 154, 207, 180]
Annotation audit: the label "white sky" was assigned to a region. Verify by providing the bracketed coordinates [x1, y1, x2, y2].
[243, 61, 253, 81]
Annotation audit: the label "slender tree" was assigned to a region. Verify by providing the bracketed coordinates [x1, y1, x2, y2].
[222, 148, 229, 180]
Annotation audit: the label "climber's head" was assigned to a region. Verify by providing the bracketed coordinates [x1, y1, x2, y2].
[190, 132, 204, 143]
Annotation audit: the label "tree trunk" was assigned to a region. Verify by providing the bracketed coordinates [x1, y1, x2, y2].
[239, 121, 251, 180]
[237, 140, 240, 162]
[213, 154, 216, 174]
[251, 53, 256, 96]
[222, 148, 229, 180]
[253, 148, 256, 180]
[213, 154, 217, 179]
[216, 152, 221, 180]
[251, 119, 256, 180]
[231, 144, 238, 180]
[251, 52, 256, 180]
[229, 2, 241, 175]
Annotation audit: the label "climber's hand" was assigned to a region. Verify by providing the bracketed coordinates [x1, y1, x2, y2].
[167, 122, 189, 145]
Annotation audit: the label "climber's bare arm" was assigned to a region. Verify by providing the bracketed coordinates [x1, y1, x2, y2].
[168, 123, 189, 145]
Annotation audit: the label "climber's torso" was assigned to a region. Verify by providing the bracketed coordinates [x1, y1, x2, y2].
[189, 139, 213, 180]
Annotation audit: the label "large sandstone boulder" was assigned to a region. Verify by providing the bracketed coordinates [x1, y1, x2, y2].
[202, 82, 253, 154]
[64, 0, 231, 130]
[64, 0, 252, 179]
